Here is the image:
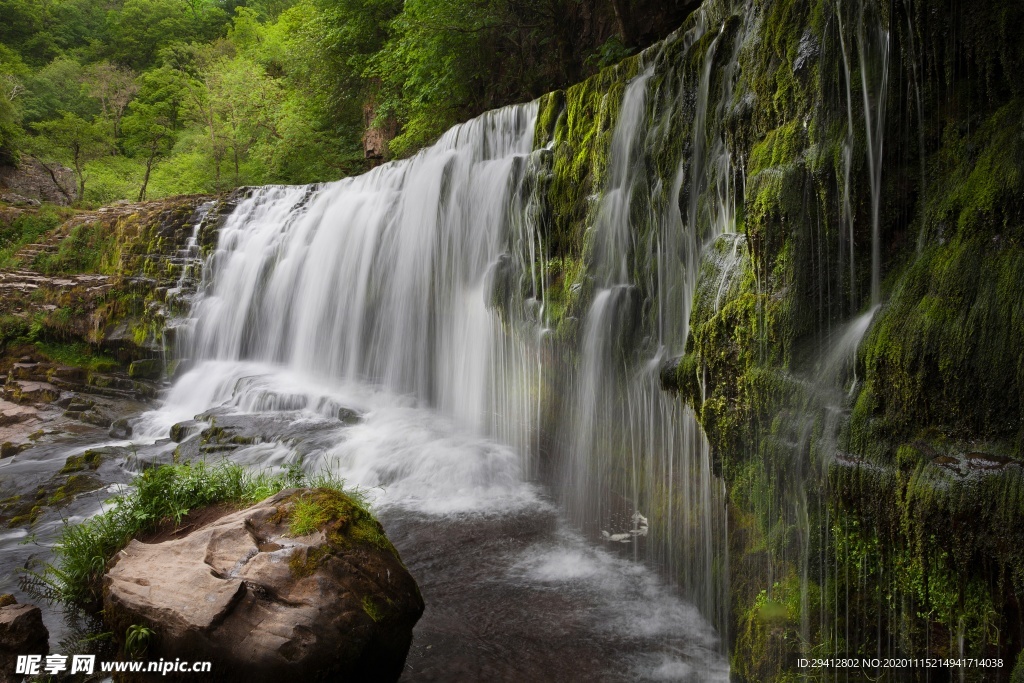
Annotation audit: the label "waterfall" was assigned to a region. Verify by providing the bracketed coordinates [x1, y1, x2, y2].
[138, 1, 752, 649]
[556, 8, 749, 637]
[175, 104, 544, 463]
[836, 0, 890, 308]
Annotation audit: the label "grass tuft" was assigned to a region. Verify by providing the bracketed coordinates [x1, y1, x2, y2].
[21, 461, 355, 611]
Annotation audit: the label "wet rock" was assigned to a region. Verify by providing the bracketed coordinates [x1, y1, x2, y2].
[60, 448, 107, 474]
[166, 359, 193, 381]
[79, 409, 113, 429]
[0, 600, 49, 683]
[3, 381, 60, 405]
[104, 488, 423, 683]
[169, 420, 199, 443]
[67, 397, 95, 412]
[110, 417, 133, 439]
[0, 402, 37, 427]
[128, 359, 163, 381]
[0, 443, 27, 459]
[10, 363, 43, 381]
[48, 365, 88, 384]
[338, 408, 360, 424]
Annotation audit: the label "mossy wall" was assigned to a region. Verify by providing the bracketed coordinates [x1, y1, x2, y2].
[0, 195, 223, 373]
[529, 0, 1024, 679]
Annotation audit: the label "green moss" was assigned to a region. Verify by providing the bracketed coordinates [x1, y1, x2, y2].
[60, 449, 105, 474]
[35, 341, 119, 372]
[279, 488, 397, 579]
[361, 595, 386, 623]
[47, 474, 102, 506]
[283, 488, 392, 553]
[853, 233, 1024, 451]
[544, 54, 640, 258]
[534, 90, 566, 150]
[288, 544, 331, 579]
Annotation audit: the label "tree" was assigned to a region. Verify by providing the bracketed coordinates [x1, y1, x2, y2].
[105, 0, 228, 70]
[205, 55, 283, 186]
[122, 102, 174, 200]
[85, 62, 138, 139]
[122, 67, 187, 200]
[31, 112, 112, 200]
[0, 50, 26, 162]
[20, 57, 95, 124]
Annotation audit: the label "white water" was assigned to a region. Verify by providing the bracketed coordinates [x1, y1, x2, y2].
[136, 104, 546, 517]
[116, 91, 734, 677]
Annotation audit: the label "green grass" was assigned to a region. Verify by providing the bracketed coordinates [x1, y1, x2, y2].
[34, 340, 119, 372]
[23, 461, 355, 611]
[33, 221, 118, 275]
[0, 314, 30, 350]
[0, 204, 75, 268]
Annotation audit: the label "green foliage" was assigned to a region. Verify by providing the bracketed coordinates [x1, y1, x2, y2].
[0, 314, 29, 350]
[20, 57, 95, 124]
[25, 460, 354, 610]
[105, 0, 227, 71]
[124, 624, 154, 659]
[0, 203, 74, 266]
[34, 341, 118, 372]
[0, 0, 679, 199]
[287, 486, 373, 538]
[34, 221, 118, 274]
[31, 112, 112, 198]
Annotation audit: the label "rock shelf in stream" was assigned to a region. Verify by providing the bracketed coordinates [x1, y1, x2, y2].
[103, 487, 423, 683]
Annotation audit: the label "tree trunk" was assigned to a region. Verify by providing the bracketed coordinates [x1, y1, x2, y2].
[610, 0, 634, 47]
[138, 151, 155, 202]
[74, 152, 85, 203]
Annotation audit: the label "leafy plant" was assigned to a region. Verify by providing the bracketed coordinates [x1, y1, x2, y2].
[125, 624, 154, 659]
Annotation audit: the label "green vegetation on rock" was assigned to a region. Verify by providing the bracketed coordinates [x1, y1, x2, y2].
[23, 460, 359, 610]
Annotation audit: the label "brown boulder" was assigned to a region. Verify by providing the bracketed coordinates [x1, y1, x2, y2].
[103, 488, 423, 682]
[0, 599, 49, 683]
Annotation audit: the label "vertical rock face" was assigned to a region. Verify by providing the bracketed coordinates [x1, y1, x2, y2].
[0, 156, 77, 205]
[103, 489, 424, 683]
[0, 598, 49, 683]
[526, 0, 1024, 678]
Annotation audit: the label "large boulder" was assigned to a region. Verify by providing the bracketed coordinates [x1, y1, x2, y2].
[103, 488, 423, 682]
[0, 597, 49, 683]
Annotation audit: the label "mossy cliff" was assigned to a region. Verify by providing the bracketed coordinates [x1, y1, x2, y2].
[0, 194, 228, 381]
[528, 0, 1024, 679]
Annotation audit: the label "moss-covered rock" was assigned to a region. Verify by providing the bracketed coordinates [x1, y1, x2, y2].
[103, 488, 423, 683]
[531, 0, 1024, 678]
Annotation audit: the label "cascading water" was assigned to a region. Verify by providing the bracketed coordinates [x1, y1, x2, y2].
[129, 89, 731, 678]
[555, 7, 751, 639]
[836, 0, 890, 307]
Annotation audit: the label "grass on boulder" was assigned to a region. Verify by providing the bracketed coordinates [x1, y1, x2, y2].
[22, 460, 359, 612]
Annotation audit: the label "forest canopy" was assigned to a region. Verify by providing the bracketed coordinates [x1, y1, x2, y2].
[0, 0, 693, 204]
